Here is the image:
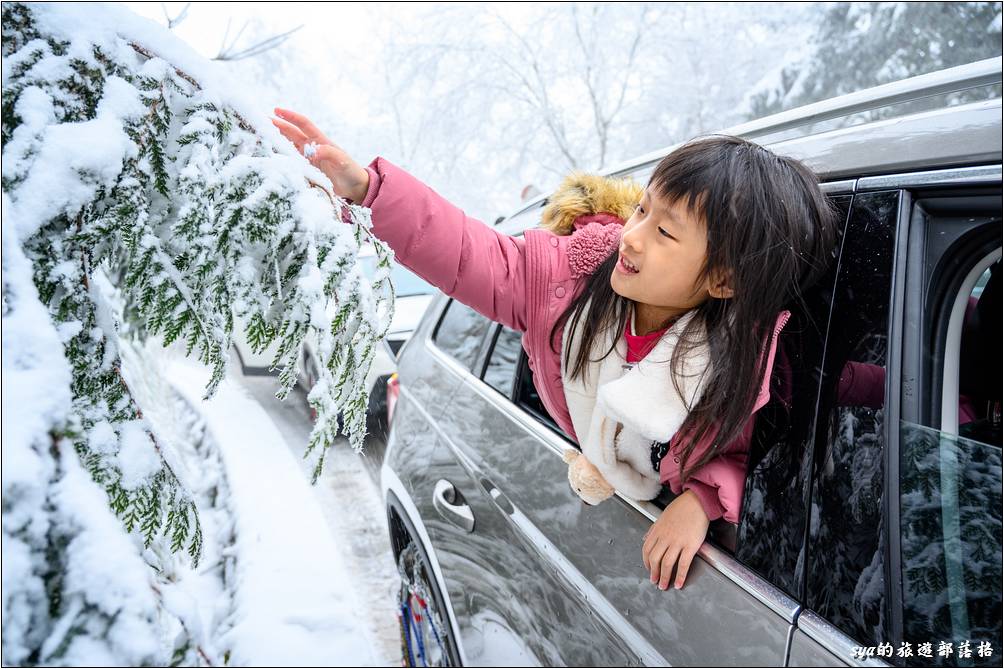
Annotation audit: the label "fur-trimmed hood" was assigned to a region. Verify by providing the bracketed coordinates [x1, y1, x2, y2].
[539, 172, 643, 235]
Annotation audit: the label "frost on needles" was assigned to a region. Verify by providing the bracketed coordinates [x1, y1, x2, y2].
[2, 0, 392, 587]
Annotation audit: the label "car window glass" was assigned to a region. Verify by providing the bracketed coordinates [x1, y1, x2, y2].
[736, 195, 851, 598]
[899, 245, 1001, 664]
[899, 422, 1001, 665]
[806, 190, 899, 646]
[484, 326, 522, 398]
[433, 299, 492, 371]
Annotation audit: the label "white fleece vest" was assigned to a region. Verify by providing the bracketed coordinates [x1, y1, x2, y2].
[560, 303, 713, 501]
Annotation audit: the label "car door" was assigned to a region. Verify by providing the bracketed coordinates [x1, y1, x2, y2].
[428, 318, 653, 667]
[788, 167, 1003, 667]
[432, 316, 796, 665]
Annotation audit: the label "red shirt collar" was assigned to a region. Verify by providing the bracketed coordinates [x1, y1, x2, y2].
[624, 314, 670, 364]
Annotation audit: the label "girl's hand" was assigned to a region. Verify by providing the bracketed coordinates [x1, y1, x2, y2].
[271, 108, 370, 204]
[641, 489, 710, 590]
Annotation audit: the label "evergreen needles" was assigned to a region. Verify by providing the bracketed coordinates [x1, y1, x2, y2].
[2, 1, 393, 572]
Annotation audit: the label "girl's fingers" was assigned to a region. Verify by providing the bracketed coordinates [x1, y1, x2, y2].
[647, 540, 668, 583]
[642, 529, 657, 562]
[675, 547, 696, 590]
[274, 107, 328, 143]
[271, 117, 309, 150]
[312, 144, 345, 167]
[642, 534, 659, 572]
[658, 545, 682, 590]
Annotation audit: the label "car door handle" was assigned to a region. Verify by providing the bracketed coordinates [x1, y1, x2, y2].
[433, 479, 475, 533]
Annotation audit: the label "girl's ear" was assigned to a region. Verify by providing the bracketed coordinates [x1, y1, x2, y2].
[708, 270, 735, 299]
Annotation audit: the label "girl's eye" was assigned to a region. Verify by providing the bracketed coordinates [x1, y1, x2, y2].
[635, 203, 644, 214]
[658, 227, 674, 240]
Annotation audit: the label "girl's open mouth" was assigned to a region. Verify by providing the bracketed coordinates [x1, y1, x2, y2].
[617, 255, 640, 275]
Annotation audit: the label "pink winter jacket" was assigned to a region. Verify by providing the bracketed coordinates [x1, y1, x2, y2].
[358, 157, 788, 524]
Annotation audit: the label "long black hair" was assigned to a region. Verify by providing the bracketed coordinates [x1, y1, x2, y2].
[550, 136, 839, 482]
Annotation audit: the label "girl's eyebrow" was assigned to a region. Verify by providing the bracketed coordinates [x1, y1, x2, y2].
[660, 198, 686, 230]
[645, 189, 685, 231]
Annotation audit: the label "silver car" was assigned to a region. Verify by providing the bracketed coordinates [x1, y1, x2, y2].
[382, 58, 1003, 667]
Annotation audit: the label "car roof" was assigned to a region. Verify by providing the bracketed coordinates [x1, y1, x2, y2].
[499, 57, 1002, 233]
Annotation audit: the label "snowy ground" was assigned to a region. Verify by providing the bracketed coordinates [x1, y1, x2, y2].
[167, 354, 401, 666]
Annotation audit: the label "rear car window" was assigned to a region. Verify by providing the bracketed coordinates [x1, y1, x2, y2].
[483, 326, 522, 398]
[898, 201, 1002, 665]
[433, 299, 491, 370]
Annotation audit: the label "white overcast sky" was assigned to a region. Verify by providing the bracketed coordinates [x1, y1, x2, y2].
[122, 2, 541, 149]
[124, 2, 540, 67]
[127, 2, 400, 58]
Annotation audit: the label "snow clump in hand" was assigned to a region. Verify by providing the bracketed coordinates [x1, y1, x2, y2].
[304, 142, 319, 159]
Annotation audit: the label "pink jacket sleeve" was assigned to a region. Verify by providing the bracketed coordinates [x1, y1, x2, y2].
[358, 158, 529, 332]
[663, 311, 791, 524]
[836, 361, 885, 409]
[679, 426, 752, 523]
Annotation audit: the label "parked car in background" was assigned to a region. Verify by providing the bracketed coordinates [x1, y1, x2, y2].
[232, 245, 435, 436]
[382, 58, 1003, 667]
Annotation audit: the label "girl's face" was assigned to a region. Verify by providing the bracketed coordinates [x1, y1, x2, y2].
[610, 186, 731, 331]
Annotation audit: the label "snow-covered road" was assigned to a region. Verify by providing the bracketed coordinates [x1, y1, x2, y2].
[234, 370, 402, 666]
[169, 357, 402, 666]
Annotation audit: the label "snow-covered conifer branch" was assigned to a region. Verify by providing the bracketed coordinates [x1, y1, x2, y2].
[2, 0, 392, 602]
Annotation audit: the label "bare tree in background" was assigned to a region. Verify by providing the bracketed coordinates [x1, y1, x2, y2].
[570, 4, 648, 169]
[159, 2, 302, 61]
[373, 2, 654, 190]
[373, 1, 808, 212]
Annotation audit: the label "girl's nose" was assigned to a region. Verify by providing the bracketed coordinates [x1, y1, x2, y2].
[621, 225, 643, 253]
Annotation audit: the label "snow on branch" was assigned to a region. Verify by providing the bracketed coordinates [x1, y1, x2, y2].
[3, 1, 394, 661]
[2, 0, 392, 629]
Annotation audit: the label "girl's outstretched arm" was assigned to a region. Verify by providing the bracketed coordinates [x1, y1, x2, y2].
[272, 108, 529, 333]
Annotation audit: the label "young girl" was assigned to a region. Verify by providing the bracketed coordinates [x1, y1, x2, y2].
[272, 108, 838, 592]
